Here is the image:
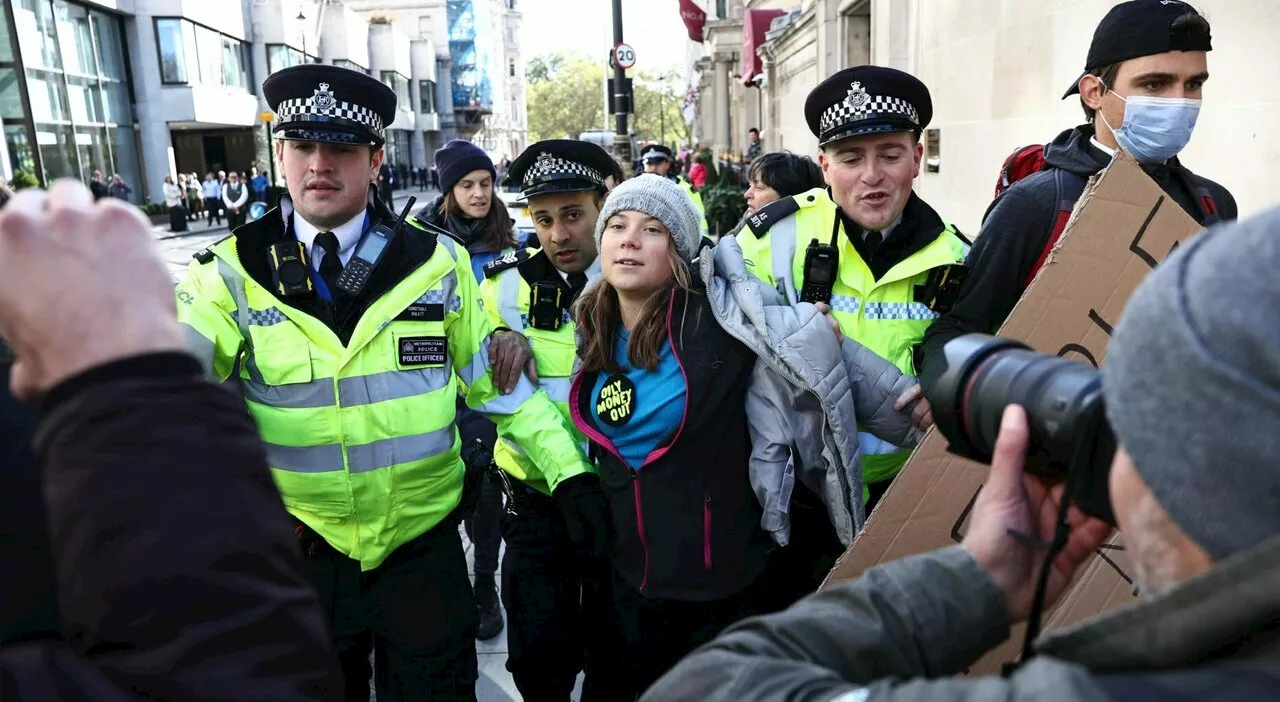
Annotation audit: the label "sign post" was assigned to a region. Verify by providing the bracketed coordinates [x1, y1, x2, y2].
[610, 0, 633, 171]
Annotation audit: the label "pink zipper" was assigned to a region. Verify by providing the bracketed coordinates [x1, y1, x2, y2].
[634, 478, 650, 592]
[703, 496, 713, 570]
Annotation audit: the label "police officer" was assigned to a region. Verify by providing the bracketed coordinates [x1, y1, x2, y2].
[737, 66, 967, 509]
[175, 65, 609, 701]
[479, 139, 624, 701]
[640, 143, 708, 235]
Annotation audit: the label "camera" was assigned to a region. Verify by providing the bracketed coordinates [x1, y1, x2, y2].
[925, 334, 1117, 526]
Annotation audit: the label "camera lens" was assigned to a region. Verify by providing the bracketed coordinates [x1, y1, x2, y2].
[963, 348, 1104, 477]
[926, 334, 1117, 524]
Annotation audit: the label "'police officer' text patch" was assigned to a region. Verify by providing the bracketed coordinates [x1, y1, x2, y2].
[398, 337, 447, 367]
[596, 374, 636, 427]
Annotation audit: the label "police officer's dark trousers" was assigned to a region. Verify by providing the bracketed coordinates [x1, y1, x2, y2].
[297, 518, 479, 701]
[501, 487, 627, 701]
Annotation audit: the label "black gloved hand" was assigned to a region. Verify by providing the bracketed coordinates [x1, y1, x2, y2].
[553, 473, 611, 559]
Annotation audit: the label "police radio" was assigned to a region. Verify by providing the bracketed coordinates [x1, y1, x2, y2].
[800, 238, 839, 304]
[268, 240, 314, 297]
[527, 280, 565, 331]
[335, 197, 417, 298]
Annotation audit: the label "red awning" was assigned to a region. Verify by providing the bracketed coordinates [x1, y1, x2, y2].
[680, 0, 707, 43]
[742, 8, 785, 85]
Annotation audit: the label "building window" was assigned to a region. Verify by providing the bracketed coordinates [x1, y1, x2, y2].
[154, 18, 186, 83]
[9, 0, 140, 191]
[335, 59, 368, 74]
[155, 17, 248, 88]
[508, 60, 515, 78]
[419, 79, 436, 113]
[266, 44, 314, 74]
[380, 71, 410, 110]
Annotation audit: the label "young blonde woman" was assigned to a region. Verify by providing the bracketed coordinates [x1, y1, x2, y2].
[570, 174, 931, 696]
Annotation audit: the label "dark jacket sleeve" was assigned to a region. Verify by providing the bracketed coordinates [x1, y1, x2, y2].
[919, 183, 1056, 392]
[1, 356, 342, 701]
[1195, 174, 1238, 222]
[640, 546, 1014, 702]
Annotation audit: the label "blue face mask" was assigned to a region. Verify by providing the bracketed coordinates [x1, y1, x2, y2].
[1100, 91, 1202, 164]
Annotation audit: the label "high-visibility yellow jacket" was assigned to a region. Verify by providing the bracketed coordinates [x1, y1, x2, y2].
[678, 176, 709, 235]
[737, 187, 968, 485]
[176, 203, 591, 571]
[477, 248, 599, 495]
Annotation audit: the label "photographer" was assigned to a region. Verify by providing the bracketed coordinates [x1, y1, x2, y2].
[644, 204, 1280, 701]
[0, 181, 341, 699]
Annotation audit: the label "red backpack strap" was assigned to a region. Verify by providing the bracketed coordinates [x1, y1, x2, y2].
[1024, 169, 1088, 289]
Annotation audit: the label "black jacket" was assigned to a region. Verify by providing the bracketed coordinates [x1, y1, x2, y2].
[0, 353, 341, 699]
[919, 124, 1237, 391]
[570, 288, 774, 602]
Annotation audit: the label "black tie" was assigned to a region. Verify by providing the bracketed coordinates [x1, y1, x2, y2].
[864, 230, 883, 259]
[568, 272, 589, 294]
[316, 231, 343, 297]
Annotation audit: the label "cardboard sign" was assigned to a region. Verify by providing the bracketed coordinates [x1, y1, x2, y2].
[823, 151, 1206, 674]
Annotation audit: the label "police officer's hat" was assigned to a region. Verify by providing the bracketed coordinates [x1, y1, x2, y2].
[804, 66, 932, 147]
[640, 144, 674, 163]
[264, 64, 397, 148]
[508, 140, 615, 200]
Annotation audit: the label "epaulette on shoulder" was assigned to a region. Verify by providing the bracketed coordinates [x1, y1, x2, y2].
[744, 190, 823, 238]
[192, 233, 235, 264]
[407, 215, 466, 247]
[483, 248, 531, 279]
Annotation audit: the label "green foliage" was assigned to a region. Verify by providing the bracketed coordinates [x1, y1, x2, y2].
[140, 202, 169, 215]
[702, 175, 747, 239]
[525, 53, 691, 147]
[526, 53, 606, 142]
[10, 170, 38, 190]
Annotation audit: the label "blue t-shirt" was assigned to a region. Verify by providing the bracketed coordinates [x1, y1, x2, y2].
[590, 328, 687, 470]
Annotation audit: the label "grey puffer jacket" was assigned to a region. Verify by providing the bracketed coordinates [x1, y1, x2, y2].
[700, 238, 922, 546]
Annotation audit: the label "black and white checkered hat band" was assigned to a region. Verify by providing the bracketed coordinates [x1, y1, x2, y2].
[274, 97, 385, 137]
[523, 154, 605, 189]
[820, 93, 919, 136]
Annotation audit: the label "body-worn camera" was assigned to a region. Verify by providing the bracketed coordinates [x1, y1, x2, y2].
[527, 280, 564, 331]
[925, 334, 1117, 526]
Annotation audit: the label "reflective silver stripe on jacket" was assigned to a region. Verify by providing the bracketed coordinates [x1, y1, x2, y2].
[457, 338, 491, 388]
[768, 213, 800, 304]
[497, 270, 526, 331]
[474, 374, 538, 415]
[861, 301, 939, 321]
[218, 260, 265, 383]
[346, 426, 456, 473]
[266, 442, 345, 473]
[338, 367, 451, 406]
[539, 376, 573, 403]
[418, 271, 462, 314]
[858, 431, 904, 456]
[182, 323, 217, 376]
[243, 377, 334, 409]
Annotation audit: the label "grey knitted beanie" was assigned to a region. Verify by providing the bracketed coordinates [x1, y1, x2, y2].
[1103, 204, 1280, 561]
[594, 174, 702, 263]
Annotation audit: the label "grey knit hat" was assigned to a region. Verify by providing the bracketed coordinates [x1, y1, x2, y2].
[595, 174, 702, 263]
[1103, 204, 1280, 561]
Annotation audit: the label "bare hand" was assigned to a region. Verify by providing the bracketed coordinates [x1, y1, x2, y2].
[0, 180, 185, 401]
[894, 384, 934, 431]
[489, 330, 537, 394]
[813, 302, 844, 344]
[962, 406, 1112, 622]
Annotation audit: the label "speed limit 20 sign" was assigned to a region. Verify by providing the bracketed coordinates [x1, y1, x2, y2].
[613, 43, 637, 70]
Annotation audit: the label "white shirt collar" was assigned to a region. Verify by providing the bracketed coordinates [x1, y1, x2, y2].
[1090, 136, 1117, 157]
[293, 209, 367, 269]
[864, 213, 903, 242]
